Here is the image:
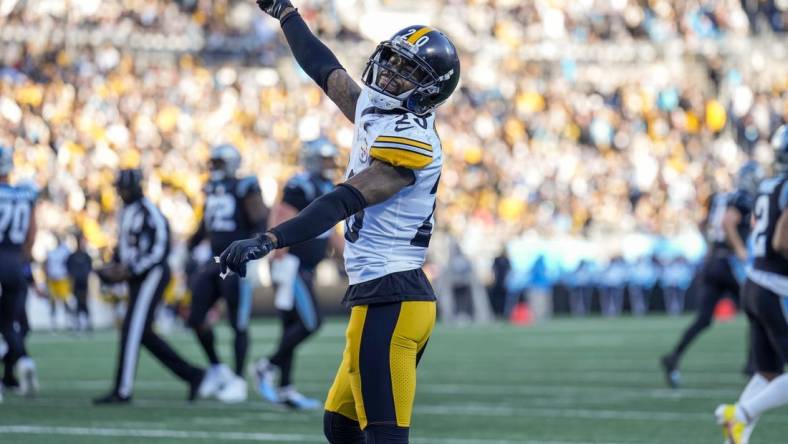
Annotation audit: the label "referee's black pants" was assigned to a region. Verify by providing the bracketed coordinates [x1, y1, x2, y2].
[113, 265, 201, 397]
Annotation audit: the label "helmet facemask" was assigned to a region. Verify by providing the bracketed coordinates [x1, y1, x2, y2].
[362, 42, 440, 115]
[209, 158, 229, 181]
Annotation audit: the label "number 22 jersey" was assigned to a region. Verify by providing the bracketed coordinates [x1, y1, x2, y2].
[201, 176, 261, 257]
[341, 89, 442, 306]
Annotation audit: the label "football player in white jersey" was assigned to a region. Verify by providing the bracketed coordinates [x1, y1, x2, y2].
[220, 1, 460, 442]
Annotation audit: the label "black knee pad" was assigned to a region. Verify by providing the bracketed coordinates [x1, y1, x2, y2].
[365, 424, 409, 444]
[323, 411, 364, 444]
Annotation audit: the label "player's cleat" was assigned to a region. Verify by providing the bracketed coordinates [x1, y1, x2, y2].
[216, 375, 248, 404]
[251, 358, 279, 403]
[660, 354, 681, 389]
[198, 364, 233, 399]
[16, 357, 38, 398]
[93, 391, 131, 405]
[279, 386, 321, 410]
[715, 404, 749, 444]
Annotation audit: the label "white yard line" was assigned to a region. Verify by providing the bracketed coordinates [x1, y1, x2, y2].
[0, 425, 662, 444]
[13, 396, 785, 424]
[0, 425, 322, 443]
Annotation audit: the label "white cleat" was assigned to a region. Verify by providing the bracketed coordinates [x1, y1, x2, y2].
[279, 386, 321, 410]
[16, 357, 38, 398]
[198, 364, 234, 399]
[250, 358, 279, 404]
[216, 375, 248, 404]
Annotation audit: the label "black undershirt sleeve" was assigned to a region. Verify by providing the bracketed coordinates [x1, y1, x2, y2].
[269, 183, 367, 248]
[280, 11, 344, 92]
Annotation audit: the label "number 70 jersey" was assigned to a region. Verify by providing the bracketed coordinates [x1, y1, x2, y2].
[342, 91, 443, 285]
[0, 183, 35, 253]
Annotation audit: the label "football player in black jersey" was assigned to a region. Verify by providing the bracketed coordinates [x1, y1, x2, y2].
[187, 144, 268, 402]
[661, 161, 763, 388]
[715, 125, 788, 444]
[0, 146, 38, 399]
[251, 138, 343, 409]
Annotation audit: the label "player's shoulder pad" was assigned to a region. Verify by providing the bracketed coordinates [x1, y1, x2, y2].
[15, 185, 38, 202]
[284, 173, 316, 200]
[728, 189, 753, 210]
[369, 117, 436, 170]
[285, 172, 310, 189]
[779, 179, 788, 211]
[236, 175, 261, 197]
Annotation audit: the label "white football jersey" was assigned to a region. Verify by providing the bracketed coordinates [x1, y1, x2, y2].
[343, 89, 443, 285]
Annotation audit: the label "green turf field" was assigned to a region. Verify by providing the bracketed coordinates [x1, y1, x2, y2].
[1, 315, 787, 443]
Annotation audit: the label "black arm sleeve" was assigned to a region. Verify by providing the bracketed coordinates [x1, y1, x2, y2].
[280, 11, 344, 92]
[269, 184, 366, 248]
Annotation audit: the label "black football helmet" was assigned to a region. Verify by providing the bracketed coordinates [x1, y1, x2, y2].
[772, 124, 788, 173]
[362, 26, 460, 116]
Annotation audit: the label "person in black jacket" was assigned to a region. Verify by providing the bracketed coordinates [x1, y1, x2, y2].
[67, 232, 93, 332]
[93, 169, 206, 405]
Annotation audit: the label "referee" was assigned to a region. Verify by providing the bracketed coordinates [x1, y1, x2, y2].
[93, 169, 206, 404]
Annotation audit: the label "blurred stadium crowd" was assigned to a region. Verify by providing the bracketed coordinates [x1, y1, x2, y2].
[0, 0, 786, 300]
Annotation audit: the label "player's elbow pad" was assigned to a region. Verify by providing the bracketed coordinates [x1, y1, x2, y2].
[281, 11, 344, 92]
[270, 184, 366, 248]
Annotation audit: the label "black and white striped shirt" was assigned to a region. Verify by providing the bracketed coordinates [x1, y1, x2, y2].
[117, 197, 170, 278]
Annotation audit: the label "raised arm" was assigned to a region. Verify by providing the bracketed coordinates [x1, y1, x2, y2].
[257, 0, 361, 122]
[219, 161, 414, 277]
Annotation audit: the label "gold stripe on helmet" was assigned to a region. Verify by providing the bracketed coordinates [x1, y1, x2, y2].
[406, 27, 432, 45]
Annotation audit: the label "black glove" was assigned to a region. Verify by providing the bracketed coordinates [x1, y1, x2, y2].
[219, 233, 275, 278]
[97, 264, 130, 284]
[256, 0, 294, 20]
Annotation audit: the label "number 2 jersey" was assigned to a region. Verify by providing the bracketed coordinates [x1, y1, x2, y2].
[0, 182, 36, 255]
[748, 174, 788, 295]
[341, 89, 441, 306]
[199, 176, 263, 257]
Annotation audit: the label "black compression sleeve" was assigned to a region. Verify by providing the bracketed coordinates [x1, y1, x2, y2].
[280, 11, 344, 92]
[269, 183, 367, 248]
